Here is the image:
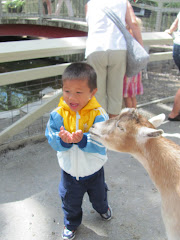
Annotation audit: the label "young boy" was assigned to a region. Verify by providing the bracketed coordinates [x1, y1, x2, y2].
[45, 62, 112, 240]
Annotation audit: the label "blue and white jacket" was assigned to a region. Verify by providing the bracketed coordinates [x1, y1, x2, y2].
[45, 96, 109, 180]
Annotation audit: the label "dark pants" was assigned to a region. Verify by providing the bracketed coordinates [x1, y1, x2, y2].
[43, 2, 48, 14]
[173, 43, 180, 71]
[59, 167, 109, 231]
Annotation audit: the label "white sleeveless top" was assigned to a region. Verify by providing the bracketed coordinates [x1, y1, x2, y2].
[174, 12, 180, 45]
[85, 0, 127, 58]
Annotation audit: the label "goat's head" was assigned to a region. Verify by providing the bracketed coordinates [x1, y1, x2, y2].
[89, 108, 165, 153]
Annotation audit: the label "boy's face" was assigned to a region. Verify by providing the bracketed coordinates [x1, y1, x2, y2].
[63, 78, 97, 112]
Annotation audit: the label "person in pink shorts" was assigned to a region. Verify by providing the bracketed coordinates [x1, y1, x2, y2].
[123, 72, 143, 108]
[123, 17, 144, 108]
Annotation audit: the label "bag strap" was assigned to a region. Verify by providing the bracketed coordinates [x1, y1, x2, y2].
[103, 7, 133, 45]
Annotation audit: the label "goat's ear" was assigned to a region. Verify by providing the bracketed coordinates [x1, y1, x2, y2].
[148, 113, 165, 128]
[138, 127, 164, 138]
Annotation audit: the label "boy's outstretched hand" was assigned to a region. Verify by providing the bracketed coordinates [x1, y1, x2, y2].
[72, 130, 83, 143]
[59, 126, 83, 144]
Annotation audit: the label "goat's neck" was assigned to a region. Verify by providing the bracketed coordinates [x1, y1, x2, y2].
[132, 137, 180, 194]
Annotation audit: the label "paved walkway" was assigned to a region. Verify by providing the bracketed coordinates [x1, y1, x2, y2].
[0, 104, 179, 240]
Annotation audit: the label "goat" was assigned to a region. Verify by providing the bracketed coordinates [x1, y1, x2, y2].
[89, 108, 180, 240]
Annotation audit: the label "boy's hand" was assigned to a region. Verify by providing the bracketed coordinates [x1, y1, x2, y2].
[59, 127, 83, 144]
[59, 126, 73, 143]
[72, 130, 83, 143]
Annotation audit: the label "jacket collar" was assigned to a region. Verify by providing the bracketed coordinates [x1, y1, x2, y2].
[58, 96, 101, 114]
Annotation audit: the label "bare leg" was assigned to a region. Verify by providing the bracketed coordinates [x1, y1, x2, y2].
[123, 97, 137, 109]
[42, 0, 47, 14]
[64, 0, 74, 17]
[46, 0, 52, 15]
[109, 114, 118, 118]
[168, 88, 180, 119]
[55, 0, 64, 15]
[132, 97, 137, 108]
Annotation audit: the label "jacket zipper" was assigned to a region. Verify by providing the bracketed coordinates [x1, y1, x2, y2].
[75, 112, 80, 180]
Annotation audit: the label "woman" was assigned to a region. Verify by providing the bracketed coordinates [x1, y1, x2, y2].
[85, 0, 143, 118]
[165, 12, 180, 121]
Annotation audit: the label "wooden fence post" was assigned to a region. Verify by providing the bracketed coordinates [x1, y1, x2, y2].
[155, 1, 163, 31]
[38, 0, 44, 22]
[0, 0, 2, 20]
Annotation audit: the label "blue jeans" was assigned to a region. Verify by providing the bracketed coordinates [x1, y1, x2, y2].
[173, 43, 180, 71]
[59, 167, 109, 230]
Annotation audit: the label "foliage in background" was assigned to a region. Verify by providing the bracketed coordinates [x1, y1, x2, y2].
[129, 0, 158, 6]
[163, 3, 180, 8]
[5, 0, 25, 13]
[129, 0, 180, 8]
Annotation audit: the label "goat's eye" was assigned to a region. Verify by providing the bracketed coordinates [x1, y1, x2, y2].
[116, 121, 125, 132]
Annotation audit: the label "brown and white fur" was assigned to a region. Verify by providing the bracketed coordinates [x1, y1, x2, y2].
[89, 108, 180, 240]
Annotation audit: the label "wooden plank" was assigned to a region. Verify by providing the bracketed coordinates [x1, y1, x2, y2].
[142, 32, 173, 45]
[149, 51, 173, 62]
[0, 51, 173, 87]
[0, 33, 173, 63]
[0, 36, 87, 63]
[0, 63, 70, 86]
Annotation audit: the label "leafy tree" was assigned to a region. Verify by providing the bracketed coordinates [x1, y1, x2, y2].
[129, 0, 158, 6]
[163, 3, 180, 8]
[129, 0, 180, 7]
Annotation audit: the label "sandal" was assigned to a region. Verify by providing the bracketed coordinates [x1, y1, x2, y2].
[168, 113, 180, 121]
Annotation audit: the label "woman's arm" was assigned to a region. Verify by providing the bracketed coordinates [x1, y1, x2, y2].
[85, 3, 88, 16]
[165, 17, 179, 34]
[125, 0, 143, 46]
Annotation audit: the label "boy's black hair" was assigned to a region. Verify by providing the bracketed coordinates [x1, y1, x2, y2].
[62, 62, 97, 92]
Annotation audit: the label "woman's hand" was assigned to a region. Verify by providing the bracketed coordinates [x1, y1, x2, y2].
[165, 29, 172, 35]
